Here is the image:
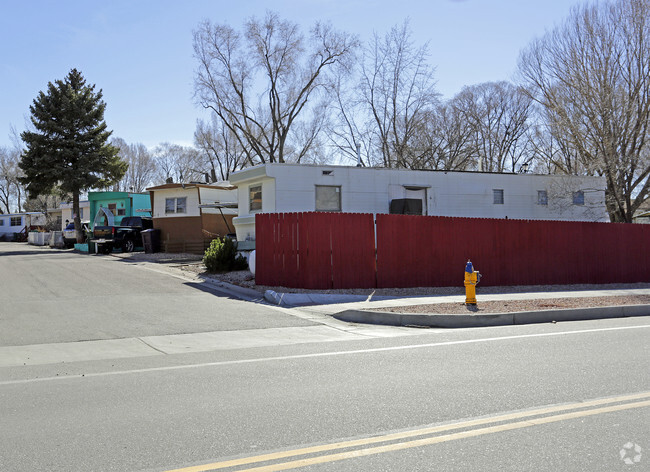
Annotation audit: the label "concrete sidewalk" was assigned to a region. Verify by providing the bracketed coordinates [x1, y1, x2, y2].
[138, 263, 650, 332]
[0, 325, 393, 368]
[112, 252, 650, 330]
[264, 287, 650, 328]
[264, 286, 650, 310]
[5, 262, 650, 367]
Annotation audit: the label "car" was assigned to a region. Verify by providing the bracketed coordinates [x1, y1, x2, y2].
[62, 221, 89, 249]
[92, 216, 153, 254]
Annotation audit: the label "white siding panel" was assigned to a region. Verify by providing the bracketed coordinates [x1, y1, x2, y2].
[229, 164, 609, 240]
[199, 187, 238, 214]
[153, 188, 200, 218]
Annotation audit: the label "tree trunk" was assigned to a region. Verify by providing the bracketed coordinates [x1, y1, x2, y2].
[73, 192, 83, 243]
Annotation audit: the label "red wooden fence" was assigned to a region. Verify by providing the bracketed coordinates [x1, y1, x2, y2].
[376, 215, 650, 287]
[255, 212, 376, 289]
[256, 212, 650, 288]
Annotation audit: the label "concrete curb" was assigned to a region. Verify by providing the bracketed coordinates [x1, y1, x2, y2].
[264, 290, 291, 306]
[263, 290, 398, 307]
[200, 276, 265, 301]
[334, 304, 650, 328]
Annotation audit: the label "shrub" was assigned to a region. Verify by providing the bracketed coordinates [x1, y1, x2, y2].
[203, 237, 248, 272]
[232, 253, 249, 271]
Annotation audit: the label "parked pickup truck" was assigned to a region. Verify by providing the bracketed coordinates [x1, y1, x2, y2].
[92, 216, 153, 254]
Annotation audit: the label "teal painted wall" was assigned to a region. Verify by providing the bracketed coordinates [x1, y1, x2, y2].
[131, 193, 152, 217]
[88, 192, 152, 228]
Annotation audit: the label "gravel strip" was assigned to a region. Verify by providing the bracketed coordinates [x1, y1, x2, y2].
[370, 295, 650, 314]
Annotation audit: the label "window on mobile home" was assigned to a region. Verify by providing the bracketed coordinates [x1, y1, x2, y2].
[165, 197, 187, 214]
[176, 197, 186, 213]
[493, 189, 504, 205]
[165, 198, 175, 214]
[573, 191, 584, 205]
[249, 185, 262, 212]
[315, 185, 341, 211]
[537, 190, 548, 205]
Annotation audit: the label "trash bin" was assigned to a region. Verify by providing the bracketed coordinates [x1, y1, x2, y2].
[141, 229, 161, 253]
[85, 229, 95, 254]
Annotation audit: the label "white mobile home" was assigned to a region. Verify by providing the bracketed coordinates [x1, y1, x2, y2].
[146, 182, 237, 253]
[0, 212, 46, 240]
[228, 164, 608, 241]
[59, 200, 90, 229]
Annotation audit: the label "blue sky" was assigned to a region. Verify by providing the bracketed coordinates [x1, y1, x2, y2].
[0, 0, 580, 150]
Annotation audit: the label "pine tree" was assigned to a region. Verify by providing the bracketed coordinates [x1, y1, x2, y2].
[20, 69, 127, 242]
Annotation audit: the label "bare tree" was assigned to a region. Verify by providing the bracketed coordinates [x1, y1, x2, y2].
[281, 99, 331, 164]
[0, 148, 16, 213]
[453, 81, 533, 173]
[528, 108, 586, 175]
[0, 144, 25, 214]
[153, 142, 203, 184]
[519, 0, 650, 222]
[111, 138, 156, 192]
[359, 20, 439, 168]
[194, 117, 248, 181]
[326, 70, 374, 166]
[24, 194, 66, 230]
[193, 11, 358, 165]
[419, 103, 478, 171]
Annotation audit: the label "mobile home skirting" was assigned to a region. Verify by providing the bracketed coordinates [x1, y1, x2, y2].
[153, 214, 236, 253]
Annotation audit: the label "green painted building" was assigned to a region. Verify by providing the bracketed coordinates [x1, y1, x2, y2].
[88, 191, 152, 228]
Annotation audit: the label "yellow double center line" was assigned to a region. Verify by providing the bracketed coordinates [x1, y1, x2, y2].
[166, 391, 650, 472]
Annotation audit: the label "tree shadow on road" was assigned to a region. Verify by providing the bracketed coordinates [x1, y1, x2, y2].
[0, 248, 77, 257]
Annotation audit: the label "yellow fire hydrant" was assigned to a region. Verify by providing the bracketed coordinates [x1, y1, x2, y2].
[464, 260, 481, 305]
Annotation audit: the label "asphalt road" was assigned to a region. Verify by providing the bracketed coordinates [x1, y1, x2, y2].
[0, 243, 315, 346]
[1, 243, 649, 471]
